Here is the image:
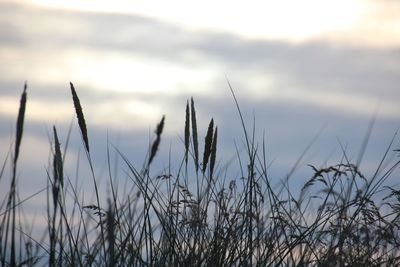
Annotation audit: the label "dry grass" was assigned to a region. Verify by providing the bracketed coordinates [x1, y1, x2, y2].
[0, 82, 400, 266]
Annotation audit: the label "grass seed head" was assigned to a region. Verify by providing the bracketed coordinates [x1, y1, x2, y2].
[70, 82, 90, 153]
[149, 115, 165, 165]
[210, 126, 218, 179]
[185, 100, 190, 164]
[202, 118, 214, 173]
[14, 82, 27, 165]
[191, 97, 199, 172]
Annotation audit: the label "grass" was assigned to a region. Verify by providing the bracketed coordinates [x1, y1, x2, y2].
[1, 82, 400, 266]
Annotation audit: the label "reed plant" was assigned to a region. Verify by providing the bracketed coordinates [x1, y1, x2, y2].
[0, 82, 399, 266]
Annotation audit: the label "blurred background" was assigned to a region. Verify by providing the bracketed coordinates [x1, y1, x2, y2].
[0, 0, 400, 222]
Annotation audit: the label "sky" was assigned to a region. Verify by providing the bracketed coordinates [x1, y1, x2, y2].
[0, 0, 400, 229]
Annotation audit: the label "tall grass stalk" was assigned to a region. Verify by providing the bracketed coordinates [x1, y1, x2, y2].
[70, 82, 107, 263]
[1, 83, 27, 267]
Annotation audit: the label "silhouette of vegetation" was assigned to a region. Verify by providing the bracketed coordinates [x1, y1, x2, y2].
[1, 82, 400, 266]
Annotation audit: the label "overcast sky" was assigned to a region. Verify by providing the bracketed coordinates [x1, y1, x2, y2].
[1, 0, 400, 218]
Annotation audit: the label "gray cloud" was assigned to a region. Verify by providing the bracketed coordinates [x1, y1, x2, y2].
[1, 2, 399, 98]
[1, 2, 399, 197]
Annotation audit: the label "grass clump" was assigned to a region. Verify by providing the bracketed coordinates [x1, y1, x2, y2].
[0, 82, 399, 266]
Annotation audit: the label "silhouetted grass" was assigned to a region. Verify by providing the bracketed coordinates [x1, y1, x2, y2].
[1, 82, 400, 266]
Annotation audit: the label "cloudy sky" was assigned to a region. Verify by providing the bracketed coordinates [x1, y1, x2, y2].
[1, 0, 400, 218]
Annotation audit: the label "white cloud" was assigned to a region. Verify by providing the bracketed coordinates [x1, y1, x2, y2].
[16, 0, 365, 42]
